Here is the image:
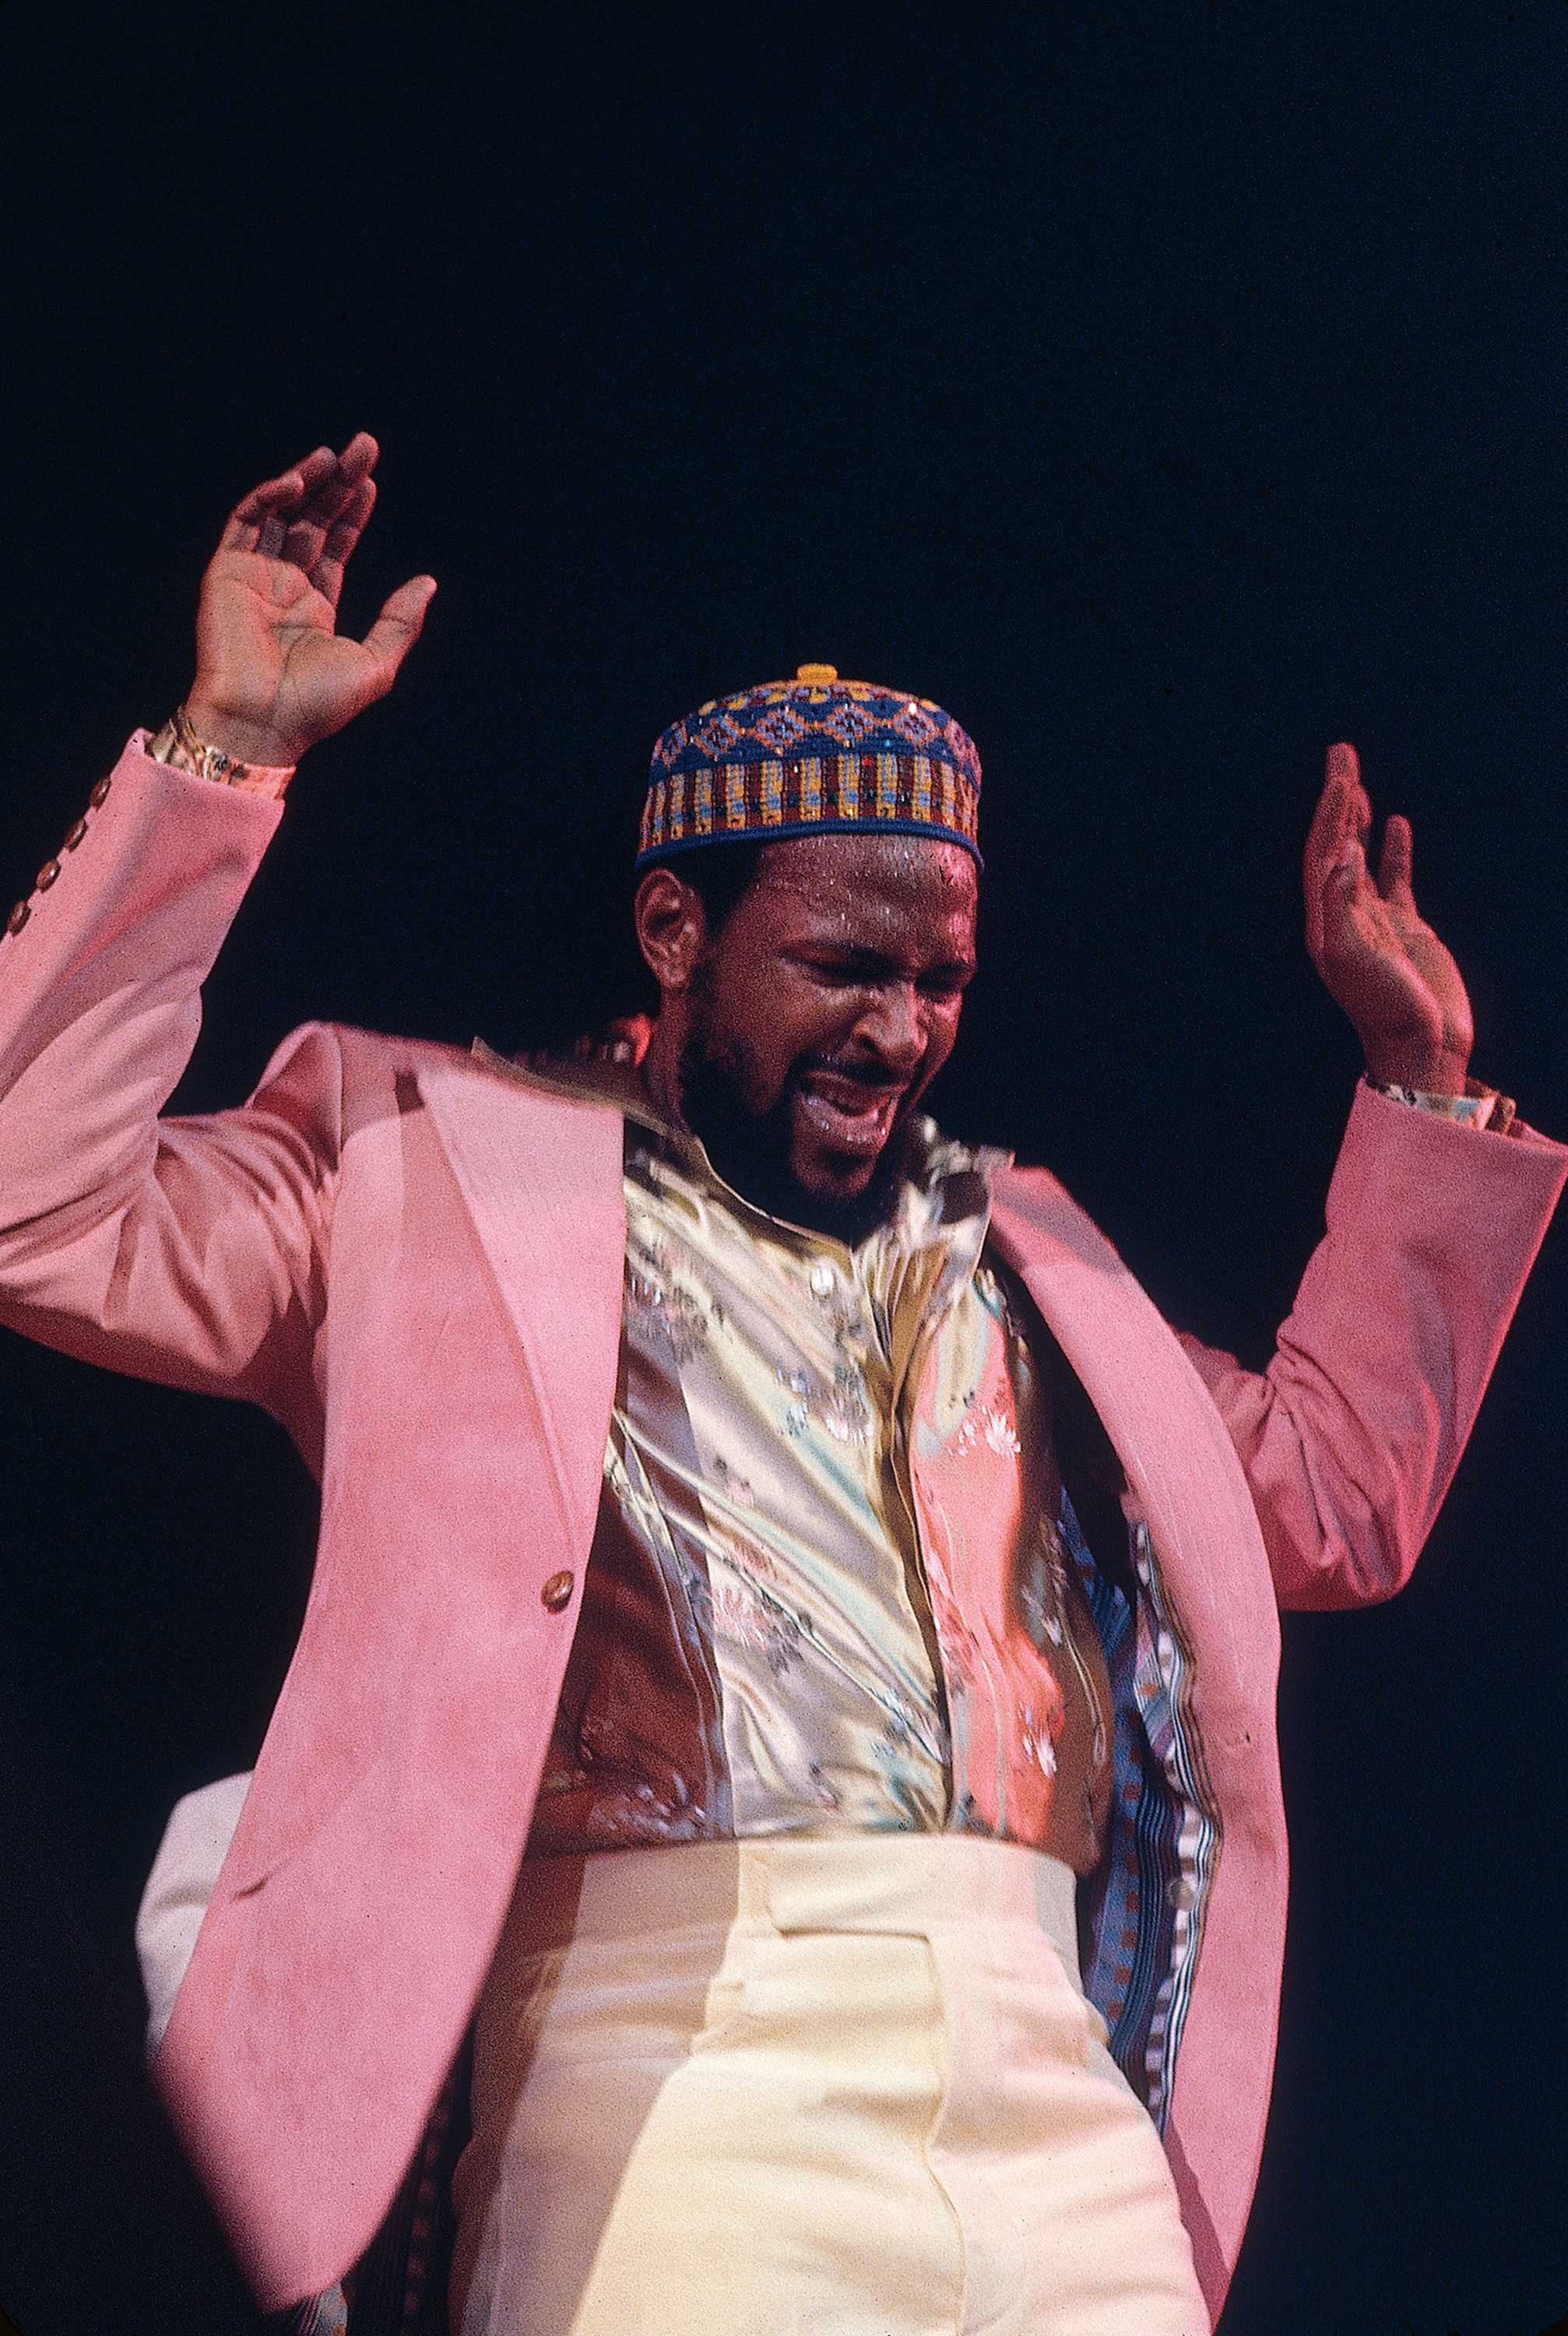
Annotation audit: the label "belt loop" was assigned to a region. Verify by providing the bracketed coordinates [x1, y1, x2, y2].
[737, 1839, 772, 1930]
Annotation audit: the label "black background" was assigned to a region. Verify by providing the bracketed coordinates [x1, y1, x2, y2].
[2, 8, 1565, 2333]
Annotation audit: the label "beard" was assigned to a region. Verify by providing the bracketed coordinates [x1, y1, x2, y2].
[676, 1022, 909, 1245]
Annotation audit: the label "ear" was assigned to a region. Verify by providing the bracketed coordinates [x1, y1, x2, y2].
[634, 867, 708, 994]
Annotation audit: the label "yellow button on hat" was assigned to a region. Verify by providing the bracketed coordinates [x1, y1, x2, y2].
[795, 663, 838, 684]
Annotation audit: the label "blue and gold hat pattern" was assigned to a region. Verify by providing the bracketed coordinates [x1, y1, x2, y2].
[636, 664, 983, 868]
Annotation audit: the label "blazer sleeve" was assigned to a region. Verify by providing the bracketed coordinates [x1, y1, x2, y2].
[1177, 1080, 1567, 1611]
[0, 734, 342, 1441]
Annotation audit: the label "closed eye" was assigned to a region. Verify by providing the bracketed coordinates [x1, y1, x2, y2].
[797, 959, 868, 990]
[793, 952, 973, 997]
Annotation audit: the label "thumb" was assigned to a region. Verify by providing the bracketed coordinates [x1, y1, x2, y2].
[361, 574, 438, 688]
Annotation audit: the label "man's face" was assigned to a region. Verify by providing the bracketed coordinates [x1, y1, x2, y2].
[672, 833, 979, 1234]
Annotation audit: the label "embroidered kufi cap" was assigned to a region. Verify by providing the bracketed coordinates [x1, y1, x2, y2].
[636, 663, 983, 869]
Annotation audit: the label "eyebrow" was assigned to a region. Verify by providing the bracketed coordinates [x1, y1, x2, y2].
[798, 941, 977, 981]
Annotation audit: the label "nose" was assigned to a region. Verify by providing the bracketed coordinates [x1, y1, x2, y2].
[854, 982, 926, 1075]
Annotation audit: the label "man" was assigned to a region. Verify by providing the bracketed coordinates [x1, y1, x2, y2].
[1, 433, 1562, 2335]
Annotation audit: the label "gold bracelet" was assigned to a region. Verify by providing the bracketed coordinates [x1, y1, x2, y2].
[146, 705, 297, 799]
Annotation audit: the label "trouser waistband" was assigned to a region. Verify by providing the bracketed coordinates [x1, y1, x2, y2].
[515, 1834, 1082, 1978]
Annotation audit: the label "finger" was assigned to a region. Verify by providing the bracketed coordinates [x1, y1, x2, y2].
[1325, 740, 1359, 793]
[1308, 816, 1373, 964]
[1326, 739, 1376, 851]
[219, 461, 318, 554]
[220, 473, 301, 553]
[1306, 755, 1355, 862]
[1316, 834, 1370, 967]
[1303, 759, 1353, 958]
[281, 466, 371, 581]
[336, 431, 379, 481]
[257, 506, 290, 560]
[229, 471, 305, 523]
[244, 446, 336, 519]
[308, 478, 377, 607]
[1333, 740, 1372, 839]
[276, 432, 376, 563]
[359, 573, 438, 688]
[1376, 813, 1416, 907]
[221, 445, 337, 558]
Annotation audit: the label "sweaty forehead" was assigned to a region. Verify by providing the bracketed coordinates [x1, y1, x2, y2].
[747, 834, 979, 944]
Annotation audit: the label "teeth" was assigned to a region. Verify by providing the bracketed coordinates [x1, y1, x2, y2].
[796, 1083, 898, 1154]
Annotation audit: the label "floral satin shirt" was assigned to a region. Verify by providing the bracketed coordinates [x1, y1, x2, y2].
[517, 1060, 1113, 1874]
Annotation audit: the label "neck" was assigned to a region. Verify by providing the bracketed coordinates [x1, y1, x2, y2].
[638, 1010, 689, 1135]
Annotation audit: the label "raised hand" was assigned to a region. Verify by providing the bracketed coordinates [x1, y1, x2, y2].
[185, 434, 436, 769]
[1303, 741, 1474, 1094]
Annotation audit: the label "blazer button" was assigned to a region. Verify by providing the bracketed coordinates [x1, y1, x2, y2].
[63, 819, 87, 851]
[6, 902, 30, 935]
[35, 859, 60, 892]
[90, 777, 113, 807]
[540, 1570, 575, 1613]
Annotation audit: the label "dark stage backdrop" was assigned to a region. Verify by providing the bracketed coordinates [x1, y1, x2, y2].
[1, 10, 1564, 2334]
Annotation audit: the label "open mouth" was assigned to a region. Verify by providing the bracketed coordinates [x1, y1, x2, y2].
[794, 1070, 908, 1156]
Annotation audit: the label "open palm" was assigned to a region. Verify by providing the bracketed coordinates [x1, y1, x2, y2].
[1303, 742, 1473, 1092]
[188, 434, 435, 768]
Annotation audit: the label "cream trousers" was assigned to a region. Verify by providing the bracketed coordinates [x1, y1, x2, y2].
[451, 1835, 1208, 2335]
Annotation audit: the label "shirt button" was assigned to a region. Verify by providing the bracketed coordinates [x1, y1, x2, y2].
[6, 902, 30, 935]
[90, 777, 113, 807]
[540, 1570, 575, 1613]
[35, 860, 60, 892]
[63, 819, 87, 851]
[1165, 1877, 1197, 1911]
[809, 1261, 835, 1296]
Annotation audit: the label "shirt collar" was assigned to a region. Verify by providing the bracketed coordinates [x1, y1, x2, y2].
[470, 1037, 1011, 1253]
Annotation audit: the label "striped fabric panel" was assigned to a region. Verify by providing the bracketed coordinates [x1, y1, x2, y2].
[1065, 1500, 1215, 2130]
[1068, 1498, 1170, 2109]
[337, 2037, 473, 2336]
[1128, 1523, 1220, 2122]
[279, 2289, 349, 2336]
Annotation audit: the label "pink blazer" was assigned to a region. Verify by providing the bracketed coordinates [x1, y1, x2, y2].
[2, 737, 1562, 2329]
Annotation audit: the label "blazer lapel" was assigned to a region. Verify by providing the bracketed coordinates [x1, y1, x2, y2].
[417, 1051, 626, 1553]
[988, 1165, 1278, 1736]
